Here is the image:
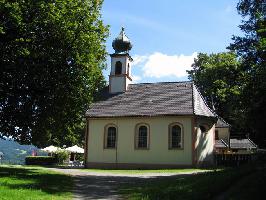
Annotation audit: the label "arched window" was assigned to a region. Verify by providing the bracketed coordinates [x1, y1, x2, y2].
[135, 124, 149, 149]
[115, 61, 122, 75]
[104, 125, 117, 149]
[169, 123, 183, 149]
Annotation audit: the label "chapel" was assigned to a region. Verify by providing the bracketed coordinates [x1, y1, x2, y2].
[84, 28, 218, 168]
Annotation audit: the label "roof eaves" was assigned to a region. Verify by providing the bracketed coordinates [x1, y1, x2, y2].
[216, 117, 231, 128]
[221, 139, 229, 147]
[128, 80, 193, 86]
[248, 139, 257, 148]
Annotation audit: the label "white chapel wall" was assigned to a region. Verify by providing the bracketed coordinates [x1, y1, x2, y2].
[109, 77, 126, 93]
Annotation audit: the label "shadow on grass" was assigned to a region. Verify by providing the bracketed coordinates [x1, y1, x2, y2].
[217, 167, 266, 200]
[66, 172, 190, 199]
[119, 166, 256, 200]
[0, 166, 72, 195]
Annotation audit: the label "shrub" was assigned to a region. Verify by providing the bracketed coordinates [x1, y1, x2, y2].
[75, 153, 84, 162]
[25, 156, 58, 165]
[54, 150, 69, 164]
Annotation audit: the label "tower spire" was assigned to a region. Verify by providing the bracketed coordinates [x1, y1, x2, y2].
[109, 28, 133, 93]
[112, 27, 133, 54]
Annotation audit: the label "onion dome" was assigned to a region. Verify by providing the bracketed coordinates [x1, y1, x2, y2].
[112, 27, 133, 53]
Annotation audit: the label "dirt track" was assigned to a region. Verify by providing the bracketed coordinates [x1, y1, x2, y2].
[49, 168, 205, 200]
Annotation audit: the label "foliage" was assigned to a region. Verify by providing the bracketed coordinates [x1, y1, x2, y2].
[188, 0, 266, 145]
[0, 0, 108, 147]
[75, 153, 84, 161]
[228, 0, 266, 146]
[187, 52, 246, 134]
[0, 165, 73, 200]
[54, 149, 69, 164]
[25, 156, 58, 165]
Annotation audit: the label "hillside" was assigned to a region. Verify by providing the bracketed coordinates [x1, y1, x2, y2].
[0, 139, 46, 164]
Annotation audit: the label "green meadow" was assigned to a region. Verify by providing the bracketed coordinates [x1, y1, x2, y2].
[0, 165, 73, 200]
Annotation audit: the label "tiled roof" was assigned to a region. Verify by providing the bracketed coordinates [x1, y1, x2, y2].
[216, 117, 230, 128]
[230, 139, 257, 149]
[86, 81, 216, 118]
[215, 139, 229, 148]
[192, 84, 215, 117]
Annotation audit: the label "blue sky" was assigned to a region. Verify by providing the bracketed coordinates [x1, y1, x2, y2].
[101, 0, 242, 83]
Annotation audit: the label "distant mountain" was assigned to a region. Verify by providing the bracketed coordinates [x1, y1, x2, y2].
[0, 139, 46, 164]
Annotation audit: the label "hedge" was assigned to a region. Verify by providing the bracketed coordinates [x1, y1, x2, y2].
[25, 156, 58, 165]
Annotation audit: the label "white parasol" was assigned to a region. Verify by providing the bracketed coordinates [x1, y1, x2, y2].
[41, 145, 61, 153]
[65, 145, 84, 153]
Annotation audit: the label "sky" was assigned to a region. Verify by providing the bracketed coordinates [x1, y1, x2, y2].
[101, 0, 243, 83]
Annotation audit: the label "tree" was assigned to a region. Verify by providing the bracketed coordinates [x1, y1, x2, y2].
[0, 0, 108, 147]
[189, 1, 266, 146]
[228, 0, 266, 147]
[187, 52, 246, 135]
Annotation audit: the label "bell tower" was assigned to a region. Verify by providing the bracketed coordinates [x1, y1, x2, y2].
[109, 27, 133, 93]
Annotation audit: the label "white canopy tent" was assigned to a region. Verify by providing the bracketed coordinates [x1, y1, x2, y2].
[65, 145, 84, 153]
[41, 145, 61, 155]
[65, 145, 84, 164]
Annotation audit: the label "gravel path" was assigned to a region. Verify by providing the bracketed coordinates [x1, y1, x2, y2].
[49, 168, 206, 200]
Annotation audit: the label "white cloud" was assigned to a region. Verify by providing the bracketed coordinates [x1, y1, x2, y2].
[132, 55, 148, 66]
[141, 52, 197, 78]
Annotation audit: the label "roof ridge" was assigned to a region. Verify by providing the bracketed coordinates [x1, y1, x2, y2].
[129, 81, 193, 86]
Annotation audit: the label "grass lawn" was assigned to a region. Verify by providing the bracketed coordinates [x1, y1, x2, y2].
[81, 168, 210, 174]
[119, 166, 261, 200]
[0, 165, 73, 200]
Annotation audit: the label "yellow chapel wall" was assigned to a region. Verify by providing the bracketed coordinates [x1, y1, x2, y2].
[86, 116, 193, 166]
[195, 118, 215, 166]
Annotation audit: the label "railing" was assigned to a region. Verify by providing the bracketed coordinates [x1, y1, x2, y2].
[214, 153, 256, 166]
